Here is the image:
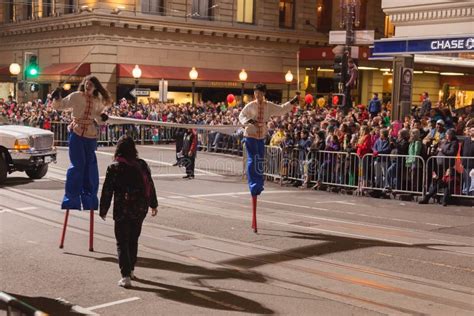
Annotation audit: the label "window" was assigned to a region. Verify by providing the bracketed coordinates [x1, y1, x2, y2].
[43, 0, 52, 17]
[25, 0, 33, 20]
[236, 0, 254, 24]
[4, 1, 14, 22]
[142, 0, 165, 15]
[65, 0, 75, 14]
[192, 0, 213, 20]
[384, 16, 395, 38]
[316, 0, 332, 33]
[279, 0, 294, 28]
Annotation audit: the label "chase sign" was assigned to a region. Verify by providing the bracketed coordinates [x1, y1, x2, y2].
[373, 36, 474, 56]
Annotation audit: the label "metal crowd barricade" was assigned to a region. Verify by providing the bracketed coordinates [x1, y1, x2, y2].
[283, 147, 305, 182]
[50, 122, 178, 147]
[425, 155, 474, 199]
[264, 146, 283, 182]
[198, 129, 243, 155]
[307, 150, 360, 190]
[359, 153, 426, 195]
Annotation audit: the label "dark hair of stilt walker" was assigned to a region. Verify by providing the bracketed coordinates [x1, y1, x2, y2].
[59, 209, 94, 251]
[252, 196, 258, 233]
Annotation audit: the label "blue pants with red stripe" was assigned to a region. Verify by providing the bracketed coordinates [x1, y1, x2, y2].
[244, 137, 265, 196]
[61, 132, 99, 210]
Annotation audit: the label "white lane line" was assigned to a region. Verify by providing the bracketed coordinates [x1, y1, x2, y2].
[17, 206, 38, 211]
[98, 173, 217, 179]
[333, 201, 357, 206]
[86, 297, 141, 311]
[96, 151, 220, 176]
[189, 190, 295, 198]
[257, 198, 329, 211]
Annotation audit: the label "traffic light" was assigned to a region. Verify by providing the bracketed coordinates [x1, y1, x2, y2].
[26, 55, 39, 78]
[333, 53, 348, 92]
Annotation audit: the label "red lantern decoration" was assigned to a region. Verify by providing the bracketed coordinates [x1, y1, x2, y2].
[332, 95, 339, 105]
[226, 94, 235, 104]
[304, 94, 314, 105]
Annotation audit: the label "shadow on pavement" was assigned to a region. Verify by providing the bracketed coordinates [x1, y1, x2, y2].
[132, 278, 274, 314]
[63, 253, 272, 313]
[219, 231, 470, 269]
[64, 253, 266, 284]
[1, 292, 88, 315]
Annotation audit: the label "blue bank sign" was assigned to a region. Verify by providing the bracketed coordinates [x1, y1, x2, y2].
[373, 36, 474, 56]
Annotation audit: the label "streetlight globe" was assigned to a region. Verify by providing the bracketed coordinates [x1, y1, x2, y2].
[63, 83, 71, 91]
[285, 70, 294, 83]
[9, 63, 21, 76]
[132, 65, 142, 79]
[239, 69, 248, 82]
[189, 67, 198, 81]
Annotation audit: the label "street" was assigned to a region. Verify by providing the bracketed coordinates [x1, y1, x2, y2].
[1, 145, 473, 315]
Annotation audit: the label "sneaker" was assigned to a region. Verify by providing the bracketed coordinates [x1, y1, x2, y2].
[130, 271, 136, 280]
[118, 277, 132, 288]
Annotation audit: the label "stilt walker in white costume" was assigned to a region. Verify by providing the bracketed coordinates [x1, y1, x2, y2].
[239, 84, 299, 233]
[52, 75, 112, 251]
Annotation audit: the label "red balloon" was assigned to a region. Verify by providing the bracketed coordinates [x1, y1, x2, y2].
[304, 94, 314, 105]
[332, 95, 339, 105]
[226, 94, 235, 104]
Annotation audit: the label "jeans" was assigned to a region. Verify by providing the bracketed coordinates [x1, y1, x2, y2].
[115, 217, 144, 277]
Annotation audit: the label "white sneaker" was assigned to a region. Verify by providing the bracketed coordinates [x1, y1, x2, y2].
[130, 270, 136, 280]
[118, 277, 132, 288]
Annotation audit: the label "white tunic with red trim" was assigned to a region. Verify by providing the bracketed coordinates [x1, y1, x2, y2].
[52, 91, 106, 139]
[238, 99, 294, 140]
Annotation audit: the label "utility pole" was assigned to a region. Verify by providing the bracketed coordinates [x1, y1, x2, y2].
[339, 0, 360, 113]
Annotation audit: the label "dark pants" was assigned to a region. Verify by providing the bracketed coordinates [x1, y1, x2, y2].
[114, 217, 144, 277]
[423, 179, 451, 204]
[183, 154, 195, 176]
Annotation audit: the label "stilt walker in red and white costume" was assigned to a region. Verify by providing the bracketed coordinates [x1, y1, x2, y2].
[52, 75, 112, 251]
[239, 84, 299, 233]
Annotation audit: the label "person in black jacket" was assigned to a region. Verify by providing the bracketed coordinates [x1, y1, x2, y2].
[181, 128, 198, 179]
[100, 135, 158, 288]
[173, 117, 186, 166]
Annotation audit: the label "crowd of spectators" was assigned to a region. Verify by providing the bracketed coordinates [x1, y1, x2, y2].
[2, 91, 473, 202]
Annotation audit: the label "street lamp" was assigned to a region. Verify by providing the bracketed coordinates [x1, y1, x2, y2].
[9, 62, 21, 100]
[239, 69, 247, 106]
[285, 70, 293, 101]
[189, 67, 198, 106]
[132, 64, 142, 103]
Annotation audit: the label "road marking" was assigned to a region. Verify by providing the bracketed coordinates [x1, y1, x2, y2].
[86, 297, 141, 311]
[96, 151, 220, 176]
[17, 206, 38, 211]
[189, 190, 295, 198]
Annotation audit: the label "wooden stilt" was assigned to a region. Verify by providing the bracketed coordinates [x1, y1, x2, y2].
[89, 209, 94, 252]
[252, 196, 258, 233]
[59, 209, 70, 249]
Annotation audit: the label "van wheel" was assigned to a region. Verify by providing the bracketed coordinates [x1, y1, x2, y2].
[26, 164, 48, 179]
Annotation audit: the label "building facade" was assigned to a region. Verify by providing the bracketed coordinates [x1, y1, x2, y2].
[0, 0, 395, 104]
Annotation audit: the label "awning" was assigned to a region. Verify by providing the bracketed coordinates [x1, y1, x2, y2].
[41, 63, 91, 76]
[0, 65, 10, 76]
[117, 64, 287, 84]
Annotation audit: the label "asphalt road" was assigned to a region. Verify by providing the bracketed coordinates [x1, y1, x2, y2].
[1, 145, 473, 315]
